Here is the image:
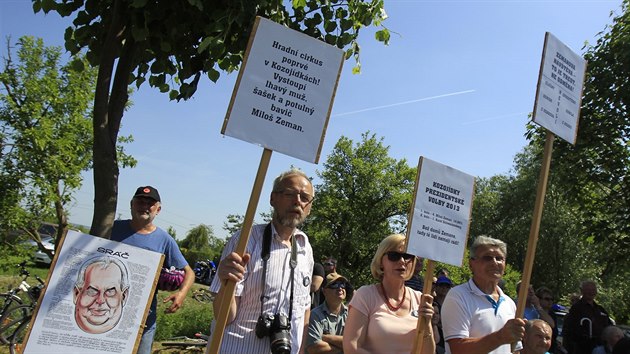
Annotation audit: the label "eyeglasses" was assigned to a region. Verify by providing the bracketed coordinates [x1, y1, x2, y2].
[385, 251, 414, 262]
[323, 262, 336, 267]
[277, 189, 314, 204]
[473, 255, 505, 263]
[327, 282, 346, 290]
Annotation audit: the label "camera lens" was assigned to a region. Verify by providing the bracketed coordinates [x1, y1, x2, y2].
[269, 314, 291, 354]
[270, 334, 291, 354]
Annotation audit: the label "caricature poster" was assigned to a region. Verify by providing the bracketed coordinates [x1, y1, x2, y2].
[21, 230, 163, 354]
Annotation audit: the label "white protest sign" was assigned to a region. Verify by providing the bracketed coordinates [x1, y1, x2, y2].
[222, 16, 344, 163]
[22, 230, 163, 354]
[406, 157, 475, 266]
[532, 32, 587, 144]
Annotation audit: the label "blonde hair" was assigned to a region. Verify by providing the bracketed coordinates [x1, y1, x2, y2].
[370, 234, 416, 281]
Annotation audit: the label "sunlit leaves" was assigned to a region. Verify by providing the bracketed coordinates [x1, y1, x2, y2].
[305, 132, 416, 285]
[29, 0, 390, 235]
[375, 29, 390, 44]
[0, 36, 96, 235]
[522, 0, 630, 323]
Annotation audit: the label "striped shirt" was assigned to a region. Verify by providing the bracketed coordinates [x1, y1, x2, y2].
[210, 223, 314, 354]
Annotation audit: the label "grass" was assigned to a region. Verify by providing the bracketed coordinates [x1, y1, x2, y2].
[1, 263, 215, 353]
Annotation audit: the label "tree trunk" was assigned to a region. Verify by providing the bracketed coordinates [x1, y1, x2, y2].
[54, 181, 68, 251]
[89, 0, 129, 238]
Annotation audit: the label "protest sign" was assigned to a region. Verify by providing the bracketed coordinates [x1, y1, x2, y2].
[222, 16, 344, 163]
[406, 157, 475, 266]
[533, 32, 587, 144]
[21, 230, 163, 354]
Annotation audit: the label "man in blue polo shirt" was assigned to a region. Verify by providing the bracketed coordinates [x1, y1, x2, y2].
[111, 186, 195, 354]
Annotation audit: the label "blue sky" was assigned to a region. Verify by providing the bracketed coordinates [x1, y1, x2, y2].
[1, 0, 622, 239]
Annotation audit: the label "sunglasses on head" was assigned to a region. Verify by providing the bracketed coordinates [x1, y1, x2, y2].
[385, 251, 414, 262]
[327, 282, 346, 289]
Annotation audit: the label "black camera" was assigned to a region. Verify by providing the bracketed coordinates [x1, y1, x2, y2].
[255, 313, 291, 354]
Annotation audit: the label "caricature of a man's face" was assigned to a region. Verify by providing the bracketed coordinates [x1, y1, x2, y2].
[73, 263, 128, 334]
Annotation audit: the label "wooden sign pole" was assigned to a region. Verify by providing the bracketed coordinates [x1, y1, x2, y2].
[411, 259, 436, 353]
[205, 148, 273, 354]
[513, 131, 554, 350]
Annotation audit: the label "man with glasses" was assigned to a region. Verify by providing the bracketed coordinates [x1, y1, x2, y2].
[441, 235, 526, 354]
[323, 257, 337, 275]
[536, 287, 563, 353]
[211, 168, 315, 354]
[306, 272, 349, 354]
[516, 282, 556, 327]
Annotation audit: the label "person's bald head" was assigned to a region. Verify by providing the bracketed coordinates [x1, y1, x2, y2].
[523, 320, 552, 354]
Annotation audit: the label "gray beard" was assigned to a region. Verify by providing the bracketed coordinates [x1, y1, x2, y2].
[274, 210, 305, 229]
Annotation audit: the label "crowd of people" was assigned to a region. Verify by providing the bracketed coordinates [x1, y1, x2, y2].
[117, 168, 624, 354]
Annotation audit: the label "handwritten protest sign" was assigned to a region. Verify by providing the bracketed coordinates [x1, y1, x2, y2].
[221, 16, 344, 163]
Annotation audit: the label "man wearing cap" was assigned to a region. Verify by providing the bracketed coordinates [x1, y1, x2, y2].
[307, 273, 349, 354]
[434, 275, 453, 354]
[434, 275, 453, 306]
[111, 186, 194, 354]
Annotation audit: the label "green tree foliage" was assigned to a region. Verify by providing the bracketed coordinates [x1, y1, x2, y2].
[179, 224, 225, 264]
[32, 0, 390, 238]
[470, 147, 598, 302]
[222, 212, 272, 238]
[525, 1, 630, 257]
[0, 36, 95, 254]
[523, 1, 630, 323]
[304, 132, 416, 286]
[166, 226, 177, 239]
[223, 214, 245, 237]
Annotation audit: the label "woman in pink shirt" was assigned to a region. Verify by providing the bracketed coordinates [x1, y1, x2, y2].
[343, 234, 436, 354]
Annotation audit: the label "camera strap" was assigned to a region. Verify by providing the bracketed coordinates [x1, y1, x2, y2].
[258, 223, 298, 328]
[288, 231, 297, 328]
[258, 223, 272, 316]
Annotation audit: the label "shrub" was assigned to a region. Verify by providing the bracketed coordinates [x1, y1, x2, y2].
[155, 285, 214, 340]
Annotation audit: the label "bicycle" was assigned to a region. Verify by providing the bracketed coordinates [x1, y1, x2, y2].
[0, 290, 24, 345]
[160, 332, 209, 352]
[0, 262, 45, 352]
[192, 288, 214, 303]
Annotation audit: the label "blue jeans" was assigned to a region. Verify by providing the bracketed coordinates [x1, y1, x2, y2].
[136, 321, 156, 354]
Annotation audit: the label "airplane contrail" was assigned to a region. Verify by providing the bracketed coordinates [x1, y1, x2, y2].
[332, 89, 475, 117]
